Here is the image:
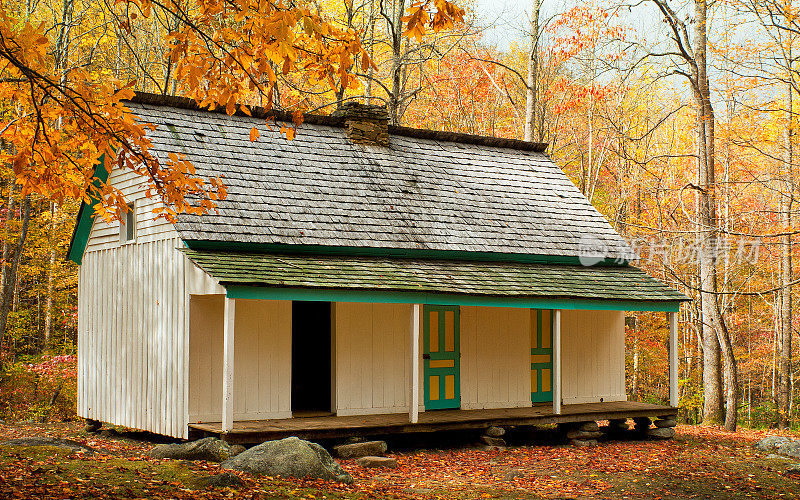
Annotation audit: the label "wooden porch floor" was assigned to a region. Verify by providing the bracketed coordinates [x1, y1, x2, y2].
[189, 401, 676, 443]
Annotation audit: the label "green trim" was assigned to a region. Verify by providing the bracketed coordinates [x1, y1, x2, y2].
[184, 239, 629, 267]
[423, 305, 461, 410]
[224, 285, 681, 312]
[531, 309, 553, 403]
[66, 155, 109, 265]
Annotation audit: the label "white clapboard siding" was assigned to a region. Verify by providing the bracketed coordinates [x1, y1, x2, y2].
[85, 167, 177, 252]
[460, 307, 532, 410]
[561, 310, 626, 404]
[187, 297, 292, 423]
[335, 302, 412, 416]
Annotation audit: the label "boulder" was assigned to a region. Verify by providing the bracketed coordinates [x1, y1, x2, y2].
[571, 439, 598, 447]
[566, 430, 602, 440]
[222, 437, 353, 484]
[647, 427, 675, 439]
[777, 441, 800, 459]
[479, 435, 507, 447]
[332, 440, 387, 459]
[84, 419, 102, 433]
[194, 472, 245, 488]
[576, 421, 599, 432]
[148, 437, 244, 462]
[756, 435, 792, 453]
[356, 456, 398, 469]
[654, 419, 677, 428]
[486, 426, 506, 438]
[1, 437, 97, 454]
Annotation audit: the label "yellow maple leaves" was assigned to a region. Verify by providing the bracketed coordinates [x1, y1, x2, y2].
[0, 0, 464, 220]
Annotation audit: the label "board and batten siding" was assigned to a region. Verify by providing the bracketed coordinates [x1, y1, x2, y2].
[334, 303, 534, 415]
[77, 165, 222, 439]
[460, 306, 532, 410]
[187, 297, 292, 423]
[560, 310, 626, 404]
[334, 302, 412, 416]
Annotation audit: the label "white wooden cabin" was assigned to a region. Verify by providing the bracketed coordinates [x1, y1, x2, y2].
[68, 94, 686, 440]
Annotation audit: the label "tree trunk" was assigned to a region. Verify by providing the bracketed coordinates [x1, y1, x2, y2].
[388, 0, 406, 124]
[524, 0, 540, 142]
[693, 0, 738, 430]
[43, 202, 56, 352]
[0, 195, 32, 366]
[694, 0, 728, 427]
[778, 49, 794, 429]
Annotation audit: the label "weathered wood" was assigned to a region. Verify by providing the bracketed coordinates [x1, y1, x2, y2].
[410, 304, 420, 423]
[553, 309, 562, 415]
[222, 297, 235, 433]
[189, 401, 677, 444]
[669, 311, 679, 407]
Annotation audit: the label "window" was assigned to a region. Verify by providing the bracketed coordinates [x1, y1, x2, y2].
[120, 201, 136, 243]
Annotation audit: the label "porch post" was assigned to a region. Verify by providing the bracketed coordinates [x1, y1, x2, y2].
[410, 303, 421, 424]
[222, 297, 235, 433]
[553, 309, 562, 415]
[668, 311, 679, 407]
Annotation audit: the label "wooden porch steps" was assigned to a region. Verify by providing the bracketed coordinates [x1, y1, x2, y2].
[189, 401, 676, 444]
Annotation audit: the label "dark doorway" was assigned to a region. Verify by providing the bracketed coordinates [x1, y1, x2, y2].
[291, 301, 332, 415]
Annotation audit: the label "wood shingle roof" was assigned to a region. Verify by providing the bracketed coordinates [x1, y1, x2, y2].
[129, 98, 633, 261]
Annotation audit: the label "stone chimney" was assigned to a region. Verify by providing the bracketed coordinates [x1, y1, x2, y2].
[334, 102, 389, 146]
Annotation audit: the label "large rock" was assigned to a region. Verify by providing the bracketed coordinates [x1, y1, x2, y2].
[148, 437, 244, 462]
[567, 430, 602, 440]
[479, 435, 506, 447]
[756, 435, 792, 453]
[654, 419, 677, 428]
[356, 456, 398, 469]
[777, 441, 800, 459]
[576, 421, 599, 432]
[647, 427, 675, 439]
[83, 419, 102, 433]
[486, 426, 506, 437]
[332, 440, 387, 459]
[221, 437, 353, 484]
[1, 437, 97, 454]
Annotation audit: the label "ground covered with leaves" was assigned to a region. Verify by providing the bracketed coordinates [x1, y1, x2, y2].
[0, 422, 798, 499]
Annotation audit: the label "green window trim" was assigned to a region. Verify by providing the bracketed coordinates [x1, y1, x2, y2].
[66, 154, 109, 265]
[224, 285, 682, 312]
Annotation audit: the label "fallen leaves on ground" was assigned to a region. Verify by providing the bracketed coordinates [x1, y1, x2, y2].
[0, 422, 798, 499]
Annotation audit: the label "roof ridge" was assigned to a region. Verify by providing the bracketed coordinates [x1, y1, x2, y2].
[127, 91, 548, 153]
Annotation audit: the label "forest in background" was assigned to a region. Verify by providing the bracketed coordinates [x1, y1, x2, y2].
[0, 0, 798, 431]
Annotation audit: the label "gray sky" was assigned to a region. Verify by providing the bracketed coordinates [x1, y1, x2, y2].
[473, 0, 665, 51]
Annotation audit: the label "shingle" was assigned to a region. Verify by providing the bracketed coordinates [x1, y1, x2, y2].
[182, 250, 688, 302]
[129, 102, 634, 260]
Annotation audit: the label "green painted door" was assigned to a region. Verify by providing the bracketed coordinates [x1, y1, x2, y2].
[531, 309, 554, 403]
[423, 305, 461, 410]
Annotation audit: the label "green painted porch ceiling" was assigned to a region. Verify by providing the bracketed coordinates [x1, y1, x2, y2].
[181, 249, 687, 304]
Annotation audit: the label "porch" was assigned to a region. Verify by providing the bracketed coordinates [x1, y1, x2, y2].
[189, 401, 677, 444]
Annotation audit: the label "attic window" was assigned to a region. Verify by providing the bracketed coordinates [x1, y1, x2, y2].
[120, 201, 136, 243]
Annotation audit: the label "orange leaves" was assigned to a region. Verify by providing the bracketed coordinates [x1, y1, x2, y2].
[249, 126, 260, 141]
[403, 0, 465, 41]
